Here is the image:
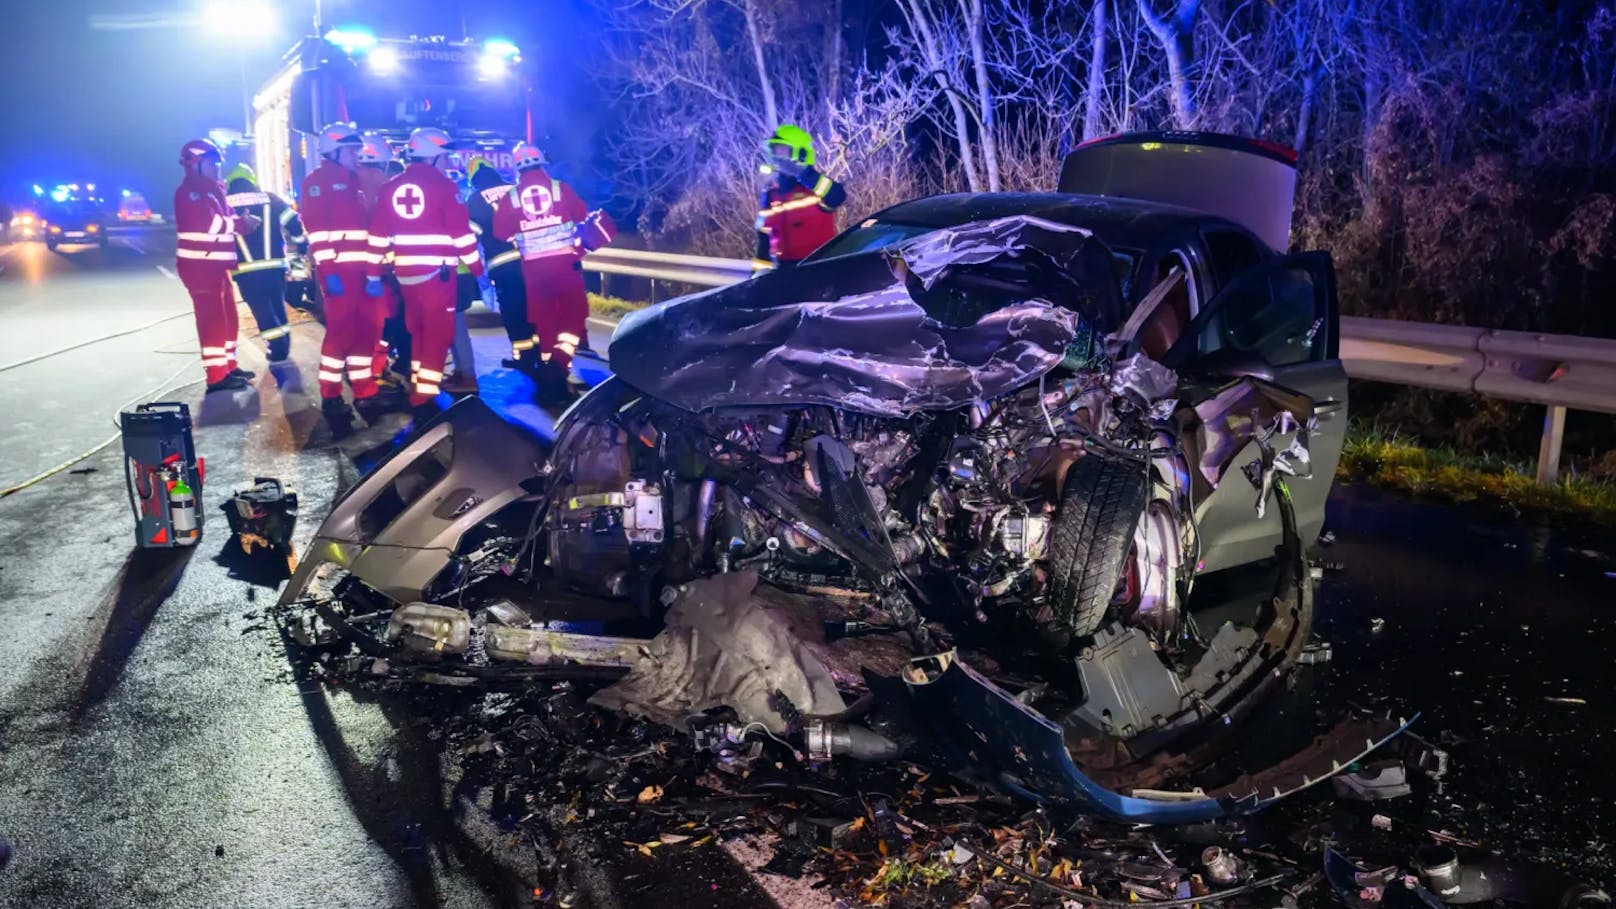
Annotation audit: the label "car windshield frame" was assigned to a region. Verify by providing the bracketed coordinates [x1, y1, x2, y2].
[802, 219, 939, 263]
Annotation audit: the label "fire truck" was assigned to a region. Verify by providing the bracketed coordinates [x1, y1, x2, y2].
[249, 27, 532, 198]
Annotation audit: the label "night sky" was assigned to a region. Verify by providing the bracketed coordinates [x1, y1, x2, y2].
[0, 0, 602, 211]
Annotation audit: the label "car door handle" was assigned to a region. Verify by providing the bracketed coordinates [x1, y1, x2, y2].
[1315, 399, 1344, 415]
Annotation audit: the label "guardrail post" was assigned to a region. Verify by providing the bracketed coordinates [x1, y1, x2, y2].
[1535, 405, 1567, 486]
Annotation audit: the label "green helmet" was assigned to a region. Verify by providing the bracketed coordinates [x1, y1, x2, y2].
[763, 124, 815, 167]
[224, 163, 257, 186]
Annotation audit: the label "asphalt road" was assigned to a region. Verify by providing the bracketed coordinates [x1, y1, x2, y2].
[0, 233, 1612, 907]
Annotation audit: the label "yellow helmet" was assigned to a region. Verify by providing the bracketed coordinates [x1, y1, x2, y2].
[224, 163, 257, 186]
[763, 124, 815, 167]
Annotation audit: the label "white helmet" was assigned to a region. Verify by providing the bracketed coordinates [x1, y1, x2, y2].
[317, 122, 364, 158]
[358, 131, 393, 165]
[511, 142, 548, 172]
[404, 127, 454, 160]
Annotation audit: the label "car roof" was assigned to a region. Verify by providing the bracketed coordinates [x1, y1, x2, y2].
[872, 192, 1264, 252]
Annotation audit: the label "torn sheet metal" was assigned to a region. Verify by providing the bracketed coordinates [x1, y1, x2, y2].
[1108, 352, 1179, 420]
[897, 652, 1415, 824]
[1187, 376, 1315, 491]
[609, 215, 1130, 417]
[589, 571, 847, 733]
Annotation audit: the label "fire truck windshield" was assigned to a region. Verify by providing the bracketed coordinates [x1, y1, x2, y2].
[341, 65, 525, 138]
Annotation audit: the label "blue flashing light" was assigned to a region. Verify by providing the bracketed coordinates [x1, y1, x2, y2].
[483, 38, 520, 61]
[121, 189, 132, 198]
[325, 26, 377, 55]
[32, 184, 43, 196]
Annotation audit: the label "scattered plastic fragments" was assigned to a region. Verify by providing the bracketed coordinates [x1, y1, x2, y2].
[1300, 640, 1334, 665]
[1333, 760, 1413, 801]
[1371, 618, 1387, 633]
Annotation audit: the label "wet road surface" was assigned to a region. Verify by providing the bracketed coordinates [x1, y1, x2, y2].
[0, 235, 1612, 907]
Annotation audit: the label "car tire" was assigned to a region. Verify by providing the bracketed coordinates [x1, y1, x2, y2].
[1044, 452, 1149, 639]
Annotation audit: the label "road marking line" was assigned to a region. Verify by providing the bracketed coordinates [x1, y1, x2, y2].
[157, 265, 176, 280]
[0, 311, 193, 373]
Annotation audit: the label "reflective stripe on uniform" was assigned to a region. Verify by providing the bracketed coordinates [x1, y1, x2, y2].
[391, 234, 458, 246]
[813, 175, 834, 197]
[488, 249, 521, 268]
[416, 367, 445, 382]
[226, 191, 270, 207]
[231, 258, 285, 274]
[306, 229, 368, 243]
[393, 255, 456, 267]
[397, 272, 438, 285]
[260, 325, 290, 340]
[760, 195, 826, 216]
[177, 249, 235, 260]
[178, 231, 235, 243]
[318, 370, 344, 382]
[321, 356, 345, 369]
[348, 367, 373, 380]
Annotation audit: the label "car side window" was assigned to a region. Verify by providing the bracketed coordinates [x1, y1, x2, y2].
[1201, 229, 1264, 290]
[1197, 264, 1324, 366]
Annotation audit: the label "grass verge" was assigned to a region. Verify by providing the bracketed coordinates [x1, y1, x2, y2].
[1339, 422, 1616, 524]
[587, 293, 650, 322]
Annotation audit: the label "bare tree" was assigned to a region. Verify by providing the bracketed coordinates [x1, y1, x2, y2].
[1136, 0, 1202, 128]
[1083, 0, 1110, 139]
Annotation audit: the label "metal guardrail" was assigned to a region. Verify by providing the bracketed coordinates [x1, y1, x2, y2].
[1340, 316, 1616, 483]
[582, 247, 754, 288]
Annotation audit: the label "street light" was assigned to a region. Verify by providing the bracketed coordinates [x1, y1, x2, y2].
[200, 1, 279, 135]
[200, 0, 277, 36]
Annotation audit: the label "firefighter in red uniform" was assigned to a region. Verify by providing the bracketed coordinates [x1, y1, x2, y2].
[753, 124, 846, 267]
[491, 143, 614, 403]
[174, 138, 257, 392]
[299, 122, 383, 432]
[355, 131, 406, 393]
[364, 127, 487, 418]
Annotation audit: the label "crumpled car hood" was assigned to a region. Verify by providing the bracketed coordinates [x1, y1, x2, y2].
[609, 216, 1122, 417]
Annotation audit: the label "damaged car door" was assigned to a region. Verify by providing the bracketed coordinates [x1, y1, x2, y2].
[1163, 251, 1346, 572]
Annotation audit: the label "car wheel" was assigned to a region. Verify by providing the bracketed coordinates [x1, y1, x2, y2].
[1044, 452, 1149, 639]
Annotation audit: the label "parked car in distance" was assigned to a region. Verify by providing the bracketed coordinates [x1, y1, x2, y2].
[43, 199, 108, 252]
[117, 191, 152, 223]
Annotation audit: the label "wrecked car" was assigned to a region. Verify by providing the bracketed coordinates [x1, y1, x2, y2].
[282, 133, 1392, 824]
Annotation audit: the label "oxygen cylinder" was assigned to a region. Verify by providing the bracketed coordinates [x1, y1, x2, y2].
[169, 476, 199, 546]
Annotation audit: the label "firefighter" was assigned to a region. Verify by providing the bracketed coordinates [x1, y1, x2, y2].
[444, 164, 481, 396]
[174, 138, 256, 392]
[356, 131, 407, 394]
[364, 127, 487, 418]
[465, 155, 535, 376]
[299, 122, 384, 431]
[753, 124, 846, 267]
[223, 163, 303, 363]
[492, 143, 614, 403]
